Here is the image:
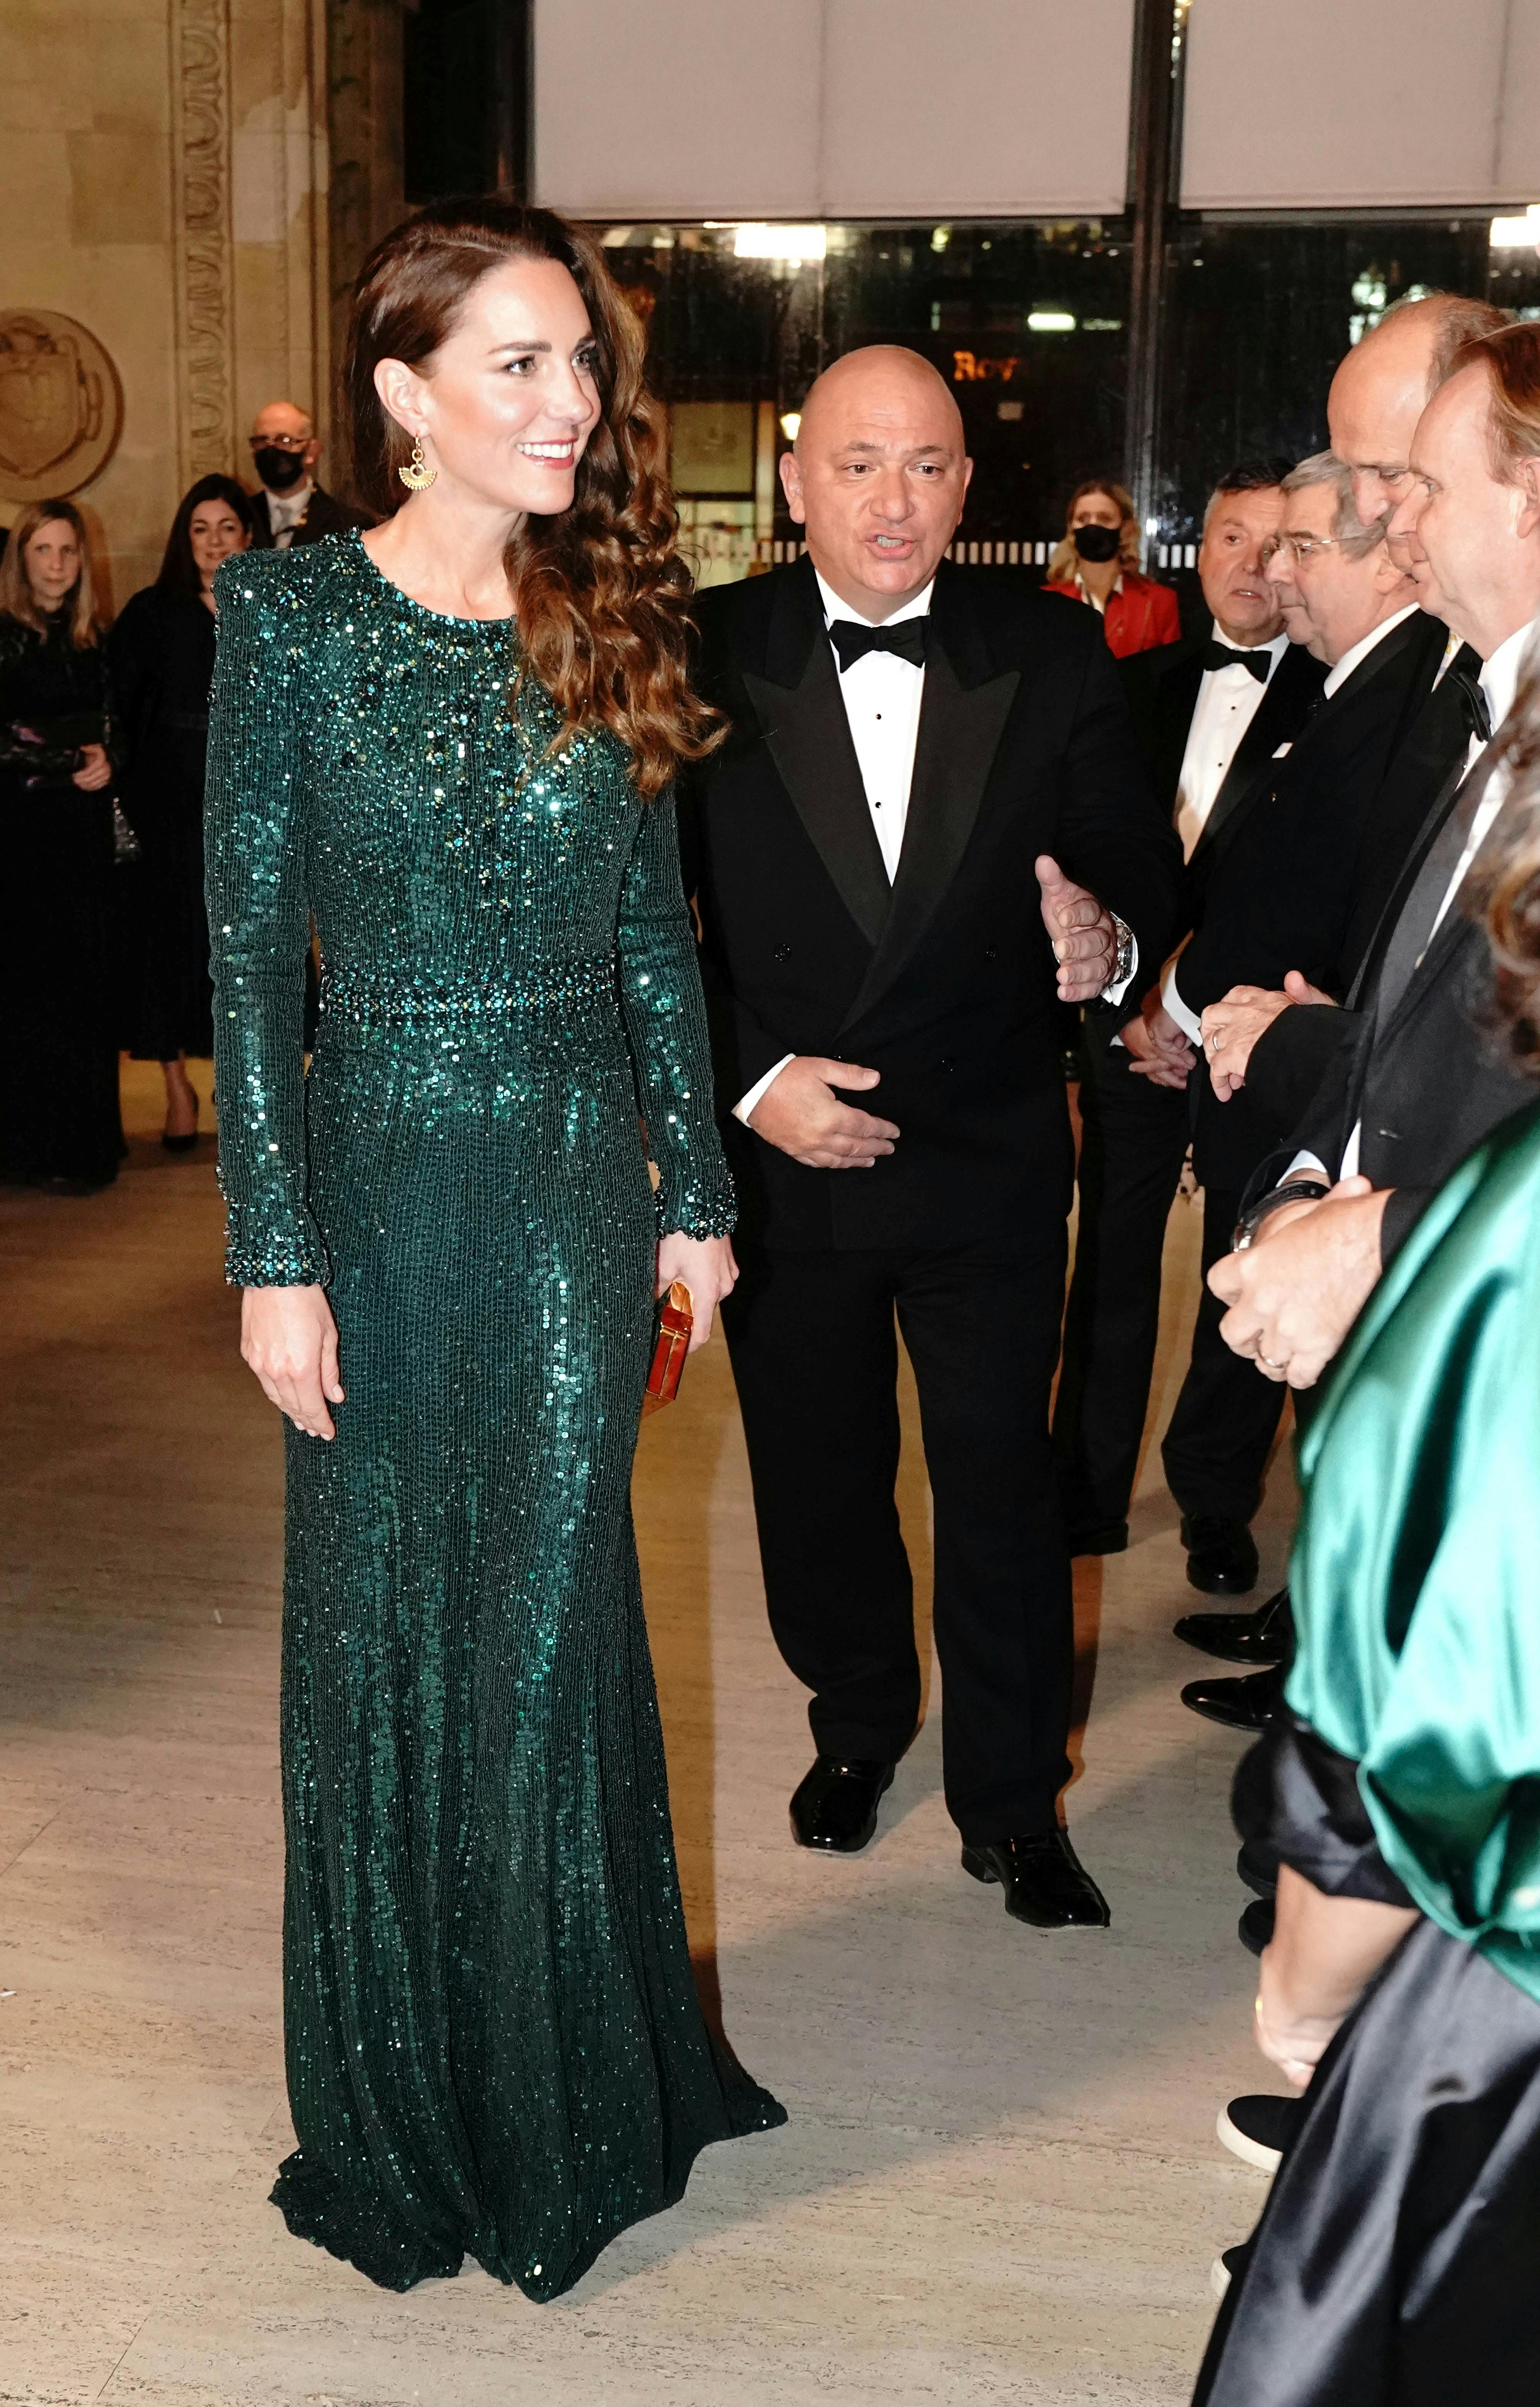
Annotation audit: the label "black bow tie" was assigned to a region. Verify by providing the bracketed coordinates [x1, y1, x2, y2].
[1444, 655, 1493, 744]
[1200, 640, 1271, 682]
[828, 616, 931, 671]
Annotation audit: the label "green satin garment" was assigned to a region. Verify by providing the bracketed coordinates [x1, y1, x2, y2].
[1289, 1093, 1540, 2004]
[204, 532, 782, 2297]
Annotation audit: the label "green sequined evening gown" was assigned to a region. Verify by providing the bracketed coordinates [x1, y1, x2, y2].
[205, 531, 783, 2298]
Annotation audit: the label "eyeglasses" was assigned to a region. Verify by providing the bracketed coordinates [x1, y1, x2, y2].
[248, 432, 310, 453]
[1260, 533, 1341, 566]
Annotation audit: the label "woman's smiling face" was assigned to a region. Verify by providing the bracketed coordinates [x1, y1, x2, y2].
[380, 256, 604, 518]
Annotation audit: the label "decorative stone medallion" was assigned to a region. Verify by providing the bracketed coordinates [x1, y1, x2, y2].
[0, 310, 124, 502]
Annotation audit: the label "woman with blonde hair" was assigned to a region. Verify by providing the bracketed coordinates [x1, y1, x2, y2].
[205, 197, 783, 2298]
[1045, 476, 1180, 657]
[0, 498, 122, 1191]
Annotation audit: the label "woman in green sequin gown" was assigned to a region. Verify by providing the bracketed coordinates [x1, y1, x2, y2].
[205, 204, 783, 2298]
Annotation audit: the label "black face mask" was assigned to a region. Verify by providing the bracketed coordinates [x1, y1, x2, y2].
[1072, 523, 1123, 565]
[253, 445, 307, 493]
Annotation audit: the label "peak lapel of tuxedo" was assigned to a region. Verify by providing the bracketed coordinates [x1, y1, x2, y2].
[1191, 644, 1325, 863]
[839, 573, 1018, 1031]
[741, 559, 891, 949]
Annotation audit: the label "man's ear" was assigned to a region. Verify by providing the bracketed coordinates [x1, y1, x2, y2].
[1516, 455, 1540, 541]
[778, 446, 806, 526]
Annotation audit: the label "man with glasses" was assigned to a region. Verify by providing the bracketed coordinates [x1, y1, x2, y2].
[246, 400, 369, 550]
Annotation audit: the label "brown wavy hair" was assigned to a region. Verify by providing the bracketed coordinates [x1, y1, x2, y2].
[343, 197, 719, 795]
[0, 499, 103, 646]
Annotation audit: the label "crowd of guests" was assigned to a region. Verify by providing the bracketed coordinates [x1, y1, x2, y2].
[7, 226, 1540, 2389]
[0, 413, 365, 1192]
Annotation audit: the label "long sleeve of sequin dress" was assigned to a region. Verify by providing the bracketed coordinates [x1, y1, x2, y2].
[205, 534, 783, 2298]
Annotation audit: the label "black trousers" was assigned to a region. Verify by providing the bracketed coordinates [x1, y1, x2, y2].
[1160, 1181, 1290, 1526]
[1053, 1012, 1190, 1533]
[721, 1227, 1073, 1845]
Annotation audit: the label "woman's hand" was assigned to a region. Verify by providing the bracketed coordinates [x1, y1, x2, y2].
[72, 742, 112, 792]
[241, 1284, 345, 1439]
[1255, 1864, 1419, 2091]
[656, 1231, 738, 1351]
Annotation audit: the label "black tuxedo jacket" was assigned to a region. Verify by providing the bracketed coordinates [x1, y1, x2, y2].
[1243, 639, 1473, 1140]
[249, 483, 370, 548]
[1272, 740, 1533, 1264]
[1120, 629, 1327, 941]
[679, 556, 1183, 1249]
[1176, 608, 1451, 1190]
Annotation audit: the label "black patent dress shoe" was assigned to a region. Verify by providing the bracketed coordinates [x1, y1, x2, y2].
[1173, 1583, 1292, 1665]
[1237, 1838, 1278, 1898]
[1179, 1514, 1259, 1596]
[1239, 1896, 1275, 1956]
[789, 1755, 895, 1853]
[961, 1830, 1110, 1928]
[1068, 1519, 1128, 1558]
[1180, 1662, 1285, 1733]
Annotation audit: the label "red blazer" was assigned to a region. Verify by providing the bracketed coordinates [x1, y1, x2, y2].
[1044, 568, 1181, 660]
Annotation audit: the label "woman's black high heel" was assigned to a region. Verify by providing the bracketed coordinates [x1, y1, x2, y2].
[162, 1088, 200, 1153]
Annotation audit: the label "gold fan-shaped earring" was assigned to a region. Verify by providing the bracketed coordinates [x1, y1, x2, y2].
[398, 433, 437, 491]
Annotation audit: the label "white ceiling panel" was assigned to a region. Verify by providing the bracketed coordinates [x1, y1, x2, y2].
[820, 0, 1137, 218]
[533, 0, 1137, 223]
[533, 0, 825, 220]
[1182, 0, 1540, 210]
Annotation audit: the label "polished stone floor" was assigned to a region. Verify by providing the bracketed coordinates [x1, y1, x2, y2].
[0, 1063, 1297, 2406]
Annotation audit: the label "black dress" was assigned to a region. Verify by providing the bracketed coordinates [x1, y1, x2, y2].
[0, 609, 122, 1187]
[110, 584, 217, 1059]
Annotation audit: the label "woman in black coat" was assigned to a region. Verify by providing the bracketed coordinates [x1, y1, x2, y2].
[0, 499, 122, 1192]
[111, 476, 253, 1148]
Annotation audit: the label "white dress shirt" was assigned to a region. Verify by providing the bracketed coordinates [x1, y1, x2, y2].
[1289, 608, 1539, 1185]
[265, 479, 315, 548]
[1173, 630, 1290, 863]
[734, 568, 1137, 1124]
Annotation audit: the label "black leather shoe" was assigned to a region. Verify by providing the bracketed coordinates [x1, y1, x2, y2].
[1219, 2092, 1301, 2173]
[961, 1830, 1110, 1928]
[1068, 1520, 1128, 1557]
[1180, 1662, 1285, 1732]
[1237, 1838, 1278, 1898]
[1239, 1896, 1275, 1956]
[1180, 1514, 1259, 1596]
[789, 1756, 894, 1853]
[1173, 1584, 1292, 1665]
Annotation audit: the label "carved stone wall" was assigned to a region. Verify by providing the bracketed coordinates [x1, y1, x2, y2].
[1, 1, 332, 601]
[171, 0, 237, 486]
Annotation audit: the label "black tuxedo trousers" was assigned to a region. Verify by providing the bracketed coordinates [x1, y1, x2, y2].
[1052, 1017, 1288, 1534]
[722, 1205, 1074, 1845]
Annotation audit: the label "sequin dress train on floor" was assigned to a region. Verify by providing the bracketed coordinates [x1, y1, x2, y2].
[205, 531, 783, 2298]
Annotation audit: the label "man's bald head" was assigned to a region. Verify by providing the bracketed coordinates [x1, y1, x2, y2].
[1329, 293, 1508, 527]
[249, 398, 320, 494]
[781, 345, 971, 619]
[795, 346, 964, 456]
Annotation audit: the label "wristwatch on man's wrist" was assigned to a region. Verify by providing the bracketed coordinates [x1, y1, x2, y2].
[1232, 1178, 1331, 1252]
[1102, 912, 1134, 996]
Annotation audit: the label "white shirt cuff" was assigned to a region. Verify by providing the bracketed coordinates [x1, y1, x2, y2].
[1284, 1149, 1331, 1184]
[733, 1053, 796, 1125]
[1101, 930, 1138, 1009]
[1160, 957, 1203, 1048]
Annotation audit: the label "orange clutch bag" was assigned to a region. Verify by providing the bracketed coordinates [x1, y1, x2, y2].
[642, 1281, 693, 1415]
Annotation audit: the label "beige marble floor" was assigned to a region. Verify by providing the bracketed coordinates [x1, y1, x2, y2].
[0, 1064, 1299, 2407]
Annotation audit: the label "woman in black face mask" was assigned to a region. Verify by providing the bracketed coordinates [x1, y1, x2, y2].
[1046, 477, 1180, 657]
